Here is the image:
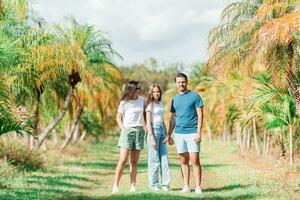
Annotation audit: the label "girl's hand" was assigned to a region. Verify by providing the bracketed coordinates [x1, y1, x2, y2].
[150, 135, 157, 149]
[165, 135, 174, 145]
[163, 136, 168, 144]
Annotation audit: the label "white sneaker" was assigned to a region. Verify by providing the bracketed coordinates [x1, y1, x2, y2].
[195, 187, 202, 194]
[161, 186, 169, 192]
[130, 186, 137, 192]
[112, 186, 119, 193]
[181, 185, 191, 193]
[150, 187, 160, 192]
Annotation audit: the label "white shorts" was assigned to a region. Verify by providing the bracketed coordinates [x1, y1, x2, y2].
[174, 133, 200, 153]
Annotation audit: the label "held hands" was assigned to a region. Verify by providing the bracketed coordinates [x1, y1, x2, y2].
[194, 134, 202, 144]
[163, 136, 168, 144]
[164, 135, 174, 145]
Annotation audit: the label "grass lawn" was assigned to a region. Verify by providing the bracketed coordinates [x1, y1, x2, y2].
[0, 138, 299, 200]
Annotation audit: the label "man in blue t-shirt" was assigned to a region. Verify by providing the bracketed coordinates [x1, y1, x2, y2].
[167, 73, 204, 194]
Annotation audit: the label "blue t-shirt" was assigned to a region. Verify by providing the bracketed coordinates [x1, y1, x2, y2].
[170, 90, 203, 134]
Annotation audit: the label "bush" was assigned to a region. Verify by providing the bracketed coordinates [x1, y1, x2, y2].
[0, 140, 44, 171]
[0, 159, 17, 189]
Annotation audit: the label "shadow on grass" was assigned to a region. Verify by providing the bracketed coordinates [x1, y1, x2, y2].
[0, 188, 71, 200]
[0, 173, 99, 200]
[0, 190, 260, 200]
[25, 174, 92, 190]
[51, 192, 259, 200]
[202, 164, 230, 170]
[65, 161, 117, 169]
[171, 184, 248, 192]
[65, 160, 228, 171]
[47, 168, 114, 176]
[204, 184, 249, 192]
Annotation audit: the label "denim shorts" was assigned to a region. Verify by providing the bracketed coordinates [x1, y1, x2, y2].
[174, 133, 200, 153]
[118, 126, 145, 150]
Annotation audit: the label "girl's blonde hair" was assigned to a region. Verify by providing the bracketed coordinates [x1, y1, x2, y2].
[145, 84, 162, 108]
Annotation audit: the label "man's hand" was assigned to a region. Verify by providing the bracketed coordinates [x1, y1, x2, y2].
[167, 113, 175, 145]
[194, 134, 201, 144]
[164, 135, 174, 145]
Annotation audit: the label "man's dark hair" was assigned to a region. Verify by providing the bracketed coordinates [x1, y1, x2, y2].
[175, 73, 188, 82]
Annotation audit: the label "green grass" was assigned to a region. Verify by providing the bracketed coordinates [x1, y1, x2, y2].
[0, 139, 299, 200]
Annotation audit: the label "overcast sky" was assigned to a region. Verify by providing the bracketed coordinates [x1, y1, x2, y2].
[32, 0, 227, 66]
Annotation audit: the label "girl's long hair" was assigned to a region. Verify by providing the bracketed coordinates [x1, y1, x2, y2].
[120, 80, 140, 101]
[145, 84, 162, 108]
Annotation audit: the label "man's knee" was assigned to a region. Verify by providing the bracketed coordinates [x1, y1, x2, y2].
[190, 153, 200, 165]
[179, 153, 189, 164]
[191, 159, 200, 166]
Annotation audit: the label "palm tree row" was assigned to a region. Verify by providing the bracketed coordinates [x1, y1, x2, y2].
[191, 0, 300, 164]
[0, 0, 122, 150]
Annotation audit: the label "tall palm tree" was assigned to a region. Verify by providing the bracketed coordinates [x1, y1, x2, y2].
[208, 0, 300, 116]
[34, 19, 121, 150]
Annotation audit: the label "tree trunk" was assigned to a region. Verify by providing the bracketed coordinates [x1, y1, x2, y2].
[242, 127, 248, 154]
[60, 125, 72, 150]
[289, 125, 294, 165]
[224, 122, 232, 142]
[33, 86, 74, 150]
[279, 130, 286, 158]
[252, 118, 260, 156]
[286, 42, 300, 117]
[42, 138, 47, 151]
[60, 122, 78, 150]
[263, 130, 267, 155]
[246, 127, 251, 151]
[79, 130, 86, 142]
[60, 95, 84, 150]
[27, 134, 34, 150]
[206, 124, 212, 142]
[222, 125, 226, 142]
[72, 122, 80, 144]
[265, 131, 270, 155]
[53, 128, 59, 146]
[32, 90, 41, 136]
[236, 122, 241, 144]
[236, 122, 243, 153]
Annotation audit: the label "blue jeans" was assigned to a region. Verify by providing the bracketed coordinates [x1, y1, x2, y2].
[147, 124, 171, 188]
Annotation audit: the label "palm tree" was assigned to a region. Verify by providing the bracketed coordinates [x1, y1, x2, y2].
[0, 1, 24, 136]
[208, 0, 300, 116]
[34, 19, 121, 150]
[0, 79, 23, 136]
[248, 73, 298, 164]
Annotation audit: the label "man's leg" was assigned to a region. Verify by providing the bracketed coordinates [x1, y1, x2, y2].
[179, 152, 190, 187]
[189, 152, 202, 188]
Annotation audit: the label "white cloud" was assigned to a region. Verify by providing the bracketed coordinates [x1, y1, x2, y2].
[182, 9, 223, 24]
[32, 0, 226, 65]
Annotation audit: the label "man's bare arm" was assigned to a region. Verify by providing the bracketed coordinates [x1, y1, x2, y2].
[195, 107, 203, 143]
[167, 113, 175, 145]
[168, 113, 175, 136]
